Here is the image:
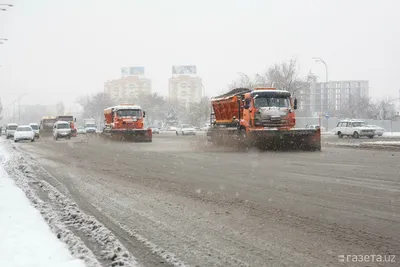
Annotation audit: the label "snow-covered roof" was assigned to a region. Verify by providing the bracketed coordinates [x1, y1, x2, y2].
[55, 121, 70, 125]
[252, 89, 290, 94]
[107, 105, 142, 111]
[7, 123, 18, 126]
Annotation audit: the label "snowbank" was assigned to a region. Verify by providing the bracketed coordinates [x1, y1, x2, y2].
[381, 132, 400, 138]
[1, 140, 139, 267]
[0, 145, 86, 267]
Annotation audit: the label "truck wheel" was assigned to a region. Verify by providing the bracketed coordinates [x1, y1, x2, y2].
[338, 132, 343, 138]
[31, 138, 35, 142]
[353, 131, 360, 139]
[368, 135, 374, 139]
[176, 131, 179, 135]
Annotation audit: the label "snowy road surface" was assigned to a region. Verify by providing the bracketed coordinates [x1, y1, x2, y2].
[6, 134, 400, 266]
[0, 145, 86, 267]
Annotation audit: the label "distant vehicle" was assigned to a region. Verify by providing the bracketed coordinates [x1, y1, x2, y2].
[77, 126, 86, 134]
[56, 115, 77, 137]
[83, 118, 96, 133]
[150, 127, 160, 134]
[5, 123, 18, 139]
[29, 123, 40, 138]
[40, 116, 57, 135]
[53, 121, 72, 140]
[334, 119, 375, 138]
[176, 124, 196, 135]
[201, 123, 211, 131]
[305, 124, 326, 132]
[14, 125, 35, 142]
[366, 125, 385, 136]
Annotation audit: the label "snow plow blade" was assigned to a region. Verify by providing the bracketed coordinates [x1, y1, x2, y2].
[101, 129, 152, 142]
[249, 128, 321, 151]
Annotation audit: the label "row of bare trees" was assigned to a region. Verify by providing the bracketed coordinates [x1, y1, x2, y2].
[76, 92, 211, 128]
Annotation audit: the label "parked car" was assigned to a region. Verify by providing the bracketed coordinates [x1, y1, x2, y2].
[77, 126, 86, 134]
[5, 123, 18, 139]
[334, 119, 375, 138]
[305, 124, 326, 131]
[14, 125, 35, 142]
[53, 121, 72, 140]
[29, 123, 40, 138]
[150, 127, 160, 134]
[366, 125, 385, 136]
[176, 124, 196, 135]
[201, 123, 211, 131]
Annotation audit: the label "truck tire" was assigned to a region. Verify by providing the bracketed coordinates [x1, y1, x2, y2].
[353, 131, 360, 139]
[337, 132, 343, 138]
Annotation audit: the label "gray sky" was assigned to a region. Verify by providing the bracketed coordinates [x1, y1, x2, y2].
[1, 0, 399, 112]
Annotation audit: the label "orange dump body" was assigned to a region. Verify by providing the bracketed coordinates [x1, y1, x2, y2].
[209, 87, 321, 150]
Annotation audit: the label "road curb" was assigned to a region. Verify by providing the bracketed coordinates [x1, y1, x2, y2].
[323, 142, 400, 151]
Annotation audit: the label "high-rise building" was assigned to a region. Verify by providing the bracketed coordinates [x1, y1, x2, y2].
[304, 74, 369, 115]
[104, 67, 151, 103]
[168, 65, 203, 108]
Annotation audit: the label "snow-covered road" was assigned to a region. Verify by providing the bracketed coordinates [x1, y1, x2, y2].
[0, 143, 86, 267]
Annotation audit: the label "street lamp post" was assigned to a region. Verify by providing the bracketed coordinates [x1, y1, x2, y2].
[312, 57, 328, 82]
[0, 4, 13, 11]
[313, 57, 329, 114]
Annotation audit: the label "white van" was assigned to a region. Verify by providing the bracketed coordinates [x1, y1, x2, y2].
[53, 121, 72, 140]
[5, 123, 19, 139]
[29, 123, 40, 138]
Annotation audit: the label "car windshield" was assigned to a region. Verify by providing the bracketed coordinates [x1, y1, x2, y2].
[30, 125, 39, 130]
[57, 124, 70, 129]
[17, 127, 32, 131]
[117, 109, 141, 117]
[86, 124, 96, 127]
[182, 125, 191, 128]
[254, 96, 290, 108]
[8, 125, 18, 130]
[352, 122, 366, 127]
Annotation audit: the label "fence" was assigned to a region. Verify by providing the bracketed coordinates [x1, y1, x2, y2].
[296, 117, 400, 132]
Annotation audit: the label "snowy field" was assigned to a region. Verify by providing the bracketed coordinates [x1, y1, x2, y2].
[0, 144, 86, 267]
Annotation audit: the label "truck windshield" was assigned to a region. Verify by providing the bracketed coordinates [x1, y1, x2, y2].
[30, 125, 39, 130]
[8, 125, 18, 130]
[58, 116, 73, 122]
[57, 124, 70, 129]
[254, 96, 290, 108]
[86, 124, 96, 128]
[117, 110, 141, 117]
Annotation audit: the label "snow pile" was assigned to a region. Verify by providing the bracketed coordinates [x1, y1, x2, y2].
[381, 132, 400, 138]
[361, 141, 400, 145]
[1, 141, 139, 267]
[0, 145, 86, 267]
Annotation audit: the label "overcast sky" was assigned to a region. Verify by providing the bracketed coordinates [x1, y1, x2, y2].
[1, 0, 399, 112]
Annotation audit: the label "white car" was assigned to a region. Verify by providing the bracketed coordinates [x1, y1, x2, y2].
[150, 127, 160, 134]
[53, 121, 72, 140]
[176, 124, 196, 135]
[5, 123, 18, 139]
[14, 125, 35, 142]
[29, 123, 40, 138]
[334, 119, 375, 139]
[305, 124, 326, 132]
[366, 125, 385, 136]
[77, 126, 86, 134]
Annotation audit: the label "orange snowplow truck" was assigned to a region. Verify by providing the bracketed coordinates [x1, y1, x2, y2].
[102, 104, 152, 142]
[209, 87, 321, 150]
